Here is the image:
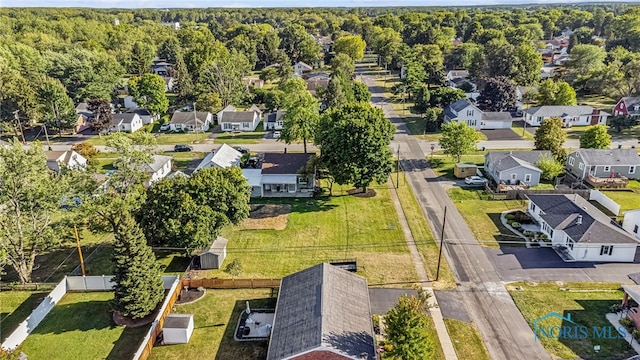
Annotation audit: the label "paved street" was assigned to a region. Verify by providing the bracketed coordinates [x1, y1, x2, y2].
[363, 75, 551, 360]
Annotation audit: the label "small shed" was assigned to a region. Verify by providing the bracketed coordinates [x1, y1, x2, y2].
[162, 314, 194, 344]
[196, 236, 228, 270]
[454, 163, 478, 178]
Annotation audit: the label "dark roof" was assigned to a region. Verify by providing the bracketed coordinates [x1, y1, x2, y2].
[486, 151, 551, 172]
[261, 153, 313, 175]
[170, 111, 210, 125]
[629, 272, 640, 285]
[266, 263, 375, 360]
[127, 108, 151, 116]
[525, 105, 609, 117]
[266, 110, 286, 123]
[444, 99, 475, 119]
[526, 194, 639, 244]
[571, 149, 640, 166]
[219, 111, 256, 123]
[112, 113, 138, 125]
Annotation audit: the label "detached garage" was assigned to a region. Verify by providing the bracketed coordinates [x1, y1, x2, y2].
[481, 112, 514, 129]
[194, 237, 228, 270]
[162, 314, 194, 344]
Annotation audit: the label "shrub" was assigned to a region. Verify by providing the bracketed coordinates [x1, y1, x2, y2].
[609, 303, 623, 313]
[634, 329, 640, 341]
[429, 158, 443, 168]
[506, 214, 515, 220]
[538, 233, 548, 240]
[72, 141, 100, 158]
[523, 230, 533, 236]
[620, 317, 634, 328]
[511, 222, 521, 229]
[383, 344, 393, 352]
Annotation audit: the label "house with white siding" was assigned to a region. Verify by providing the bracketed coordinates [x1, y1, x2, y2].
[444, 99, 513, 130]
[524, 106, 609, 127]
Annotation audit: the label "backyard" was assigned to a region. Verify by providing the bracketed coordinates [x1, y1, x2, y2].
[602, 189, 640, 215]
[0, 291, 49, 342]
[508, 281, 635, 360]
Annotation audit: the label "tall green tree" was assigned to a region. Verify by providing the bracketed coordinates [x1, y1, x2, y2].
[112, 212, 164, 319]
[330, 53, 355, 76]
[197, 50, 251, 107]
[536, 79, 577, 106]
[279, 24, 321, 64]
[535, 117, 567, 161]
[130, 42, 155, 76]
[513, 45, 544, 86]
[352, 81, 371, 103]
[476, 76, 517, 112]
[128, 74, 169, 116]
[580, 125, 611, 149]
[385, 293, 435, 360]
[535, 154, 565, 181]
[439, 121, 480, 162]
[279, 78, 320, 153]
[316, 103, 394, 193]
[334, 35, 366, 61]
[39, 77, 77, 133]
[172, 54, 194, 102]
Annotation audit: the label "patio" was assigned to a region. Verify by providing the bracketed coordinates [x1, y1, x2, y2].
[234, 308, 275, 341]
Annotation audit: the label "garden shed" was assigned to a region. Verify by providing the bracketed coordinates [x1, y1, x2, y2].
[454, 163, 478, 178]
[195, 236, 228, 270]
[162, 314, 194, 344]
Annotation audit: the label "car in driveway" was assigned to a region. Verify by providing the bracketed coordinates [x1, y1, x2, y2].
[174, 144, 193, 152]
[273, 131, 281, 139]
[159, 123, 171, 131]
[464, 176, 488, 186]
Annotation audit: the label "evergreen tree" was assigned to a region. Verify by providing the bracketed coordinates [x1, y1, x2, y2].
[385, 293, 434, 360]
[112, 213, 164, 319]
[172, 54, 194, 102]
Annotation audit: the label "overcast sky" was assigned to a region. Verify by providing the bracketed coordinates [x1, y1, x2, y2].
[3, 0, 633, 8]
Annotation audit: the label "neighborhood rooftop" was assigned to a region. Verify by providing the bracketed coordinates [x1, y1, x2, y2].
[111, 113, 138, 125]
[143, 155, 172, 173]
[220, 111, 257, 123]
[526, 194, 639, 244]
[485, 151, 551, 172]
[170, 111, 210, 125]
[261, 153, 313, 175]
[525, 105, 610, 117]
[571, 149, 640, 166]
[195, 144, 242, 171]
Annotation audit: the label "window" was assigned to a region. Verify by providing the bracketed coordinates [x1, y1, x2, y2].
[511, 173, 517, 180]
[568, 157, 574, 166]
[600, 245, 613, 256]
[579, 163, 584, 170]
[604, 165, 611, 172]
[466, 110, 474, 116]
[531, 204, 536, 212]
[567, 240, 574, 250]
[634, 225, 639, 234]
[524, 174, 532, 182]
[631, 166, 636, 174]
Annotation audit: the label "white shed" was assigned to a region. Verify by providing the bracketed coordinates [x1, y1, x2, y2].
[196, 237, 228, 270]
[162, 314, 194, 344]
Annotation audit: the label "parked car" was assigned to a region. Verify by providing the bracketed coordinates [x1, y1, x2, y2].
[273, 131, 281, 139]
[464, 176, 488, 185]
[233, 146, 250, 154]
[160, 123, 171, 131]
[174, 144, 193, 152]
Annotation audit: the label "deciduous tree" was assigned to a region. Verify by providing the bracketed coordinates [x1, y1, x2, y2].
[476, 76, 517, 112]
[87, 98, 112, 134]
[439, 121, 480, 162]
[279, 78, 320, 153]
[330, 53, 356, 76]
[580, 125, 611, 149]
[197, 49, 251, 107]
[536, 79, 577, 106]
[128, 74, 169, 116]
[333, 35, 366, 61]
[39, 77, 77, 133]
[535, 154, 565, 181]
[535, 117, 567, 161]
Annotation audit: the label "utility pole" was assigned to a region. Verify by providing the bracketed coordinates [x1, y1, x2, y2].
[193, 102, 198, 142]
[43, 123, 51, 150]
[435, 206, 447, 281]
[13, 110, 26, 144]
[74, 226, 86, 276]
[396, 146, 400, 189]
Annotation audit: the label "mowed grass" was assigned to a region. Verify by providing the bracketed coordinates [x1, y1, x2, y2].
[430, 154, 486, 178]
[508, 282, 635, 360]
[215, 122, 266, 145]
[87, 131, 213, 146]
[92, 151, 205, 174]
[444, 319, 491, 360]
[20, 292, 149, 360]
[149, 289, 274, 360]
[0, 291, 49, 342]
[447, 188, 526, 248]
[602, 189, 640, 214]
[204, 183, 418, 286]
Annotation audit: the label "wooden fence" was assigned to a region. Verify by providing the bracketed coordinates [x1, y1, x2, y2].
[181, 278, 281, 289]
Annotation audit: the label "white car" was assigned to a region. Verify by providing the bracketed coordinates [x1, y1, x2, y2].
[160, 123, 171, 131]
[273, 131, 281, 139]
[464, 176, 488, 185]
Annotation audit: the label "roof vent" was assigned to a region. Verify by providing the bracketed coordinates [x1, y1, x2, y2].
[576, 215, 583, 225]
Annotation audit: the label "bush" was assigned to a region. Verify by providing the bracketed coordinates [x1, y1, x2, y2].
[72, 141, 100, 158]
[538, 233, 548, 240]
[634, 329, 640, 341]
[523, 230, 533, 236]
[429, 158, 443, 168]
[609, 303, 623, 313]
[511, 222, 521, 229]
[620, 317, 634, 328]
[506, 214, 515, 220]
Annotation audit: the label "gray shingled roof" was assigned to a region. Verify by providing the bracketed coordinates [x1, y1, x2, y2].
[143, 155, 172, 173]
[525, 105, 609, 117]
[628, 272, 640, 285]
[485, 151, 551, 172]
[571, 149, 640, 166]
[111, 113, 139, 126]
[621, 97, 640, 115]
[482, 112, 514, 121]
[170, 111, 210, 125]
[266, 263, 376, 360]
[219, 111, 256, 123]
[261, 153, 313, 175]
[444, 99, 475, 119]
[526, 194, 639, 244]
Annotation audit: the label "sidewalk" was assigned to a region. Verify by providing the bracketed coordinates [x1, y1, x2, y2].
[387, 181, 458, 360]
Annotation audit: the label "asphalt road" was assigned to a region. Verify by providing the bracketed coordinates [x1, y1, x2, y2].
[363, 75, 551, 360]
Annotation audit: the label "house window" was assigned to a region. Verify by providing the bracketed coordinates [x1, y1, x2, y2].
[631, 166, 636, 174]
[568, 157, 574, 166]
[579, 163, 584, 170]
[599, 245, 613, 256]
[277, 121, 284, 127]
[531, 204, 536, 212]
[524, 174, 532, 182]
[634, 224, 639, 234]
[467, 110, 474, 116]
[604, 165, 611, 172]
[511, 174, 517, 180]
[567, 239, 574, 250]
[243, 122, 250, 129]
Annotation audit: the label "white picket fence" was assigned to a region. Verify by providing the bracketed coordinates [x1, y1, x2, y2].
[590, 189, 621, 216]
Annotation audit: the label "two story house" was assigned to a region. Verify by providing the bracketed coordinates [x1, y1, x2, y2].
[566, 149, 640, 181]
[109, 113, 143, 133]
[613, 97, 640, 117]
[524, 106, 609, 127]
[444, 99, 513, 130]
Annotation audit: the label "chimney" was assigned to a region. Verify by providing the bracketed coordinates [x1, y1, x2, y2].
[576, 215, 583, 225]
[592, 109, 601, 115]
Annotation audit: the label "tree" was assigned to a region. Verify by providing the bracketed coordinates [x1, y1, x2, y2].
[197, 50, 251, 107]
[39, 77, 77, 134]
[87, 98, 112, 134]
[535, 154, 565, 181]
[172, 54, 194, 103]
[414, 85, 430, 114]
[476, 76, 517, 112]
[316, 103, 394, 192]
[513, 45, 544, 86]
[130, 42, 155, 76]
[429, 87, 466, 108]
[279, 78, 320, 153]
[259, 67, 279, 83]
[439, 122, 480, 162]
[609, 115, 636, 133]
[333, 35, 366, 61]
[330, 53, 355, 76]
[112, 212, 164, 319]
[128, 74, 169, 116]
[0, 141, 75, 283]
[536, 80, 577, 106]
[324, 77, 348, 110]
[385, 292, 434, 360]
[279, 24, 321, 64]
[535, 117, 567, 161]
[195, 92, 223, 114]
[580, 125, 611, 149]
[567, 44, 606, 79]
[352, 81, 371, 103]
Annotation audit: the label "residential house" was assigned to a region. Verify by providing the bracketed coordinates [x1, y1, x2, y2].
[265, 110, 286, 131]
[446, 70, 469, 83]
[526, 194, 639, 262]
[294, 61, 313, 77]
[622, 209, 640, 241]
[45, 150, 87, 173]
[266, 263, 376, 360]
[216, 105, 237, 123]
[160, 22, 180, 30]
[242, 168, 263, 197]
[621, 283, 640, 329]
[169, 111, 212, 132]
[194, 144, 242, 172]
[248, 104, 262, 118]
[163, 77, 174, 92]
[313, 35, 333, 53]
[306, 73, 330, 96]
[260, 153, 314, 197]
[109, 113, 143, 133]
[524, 106, 609, 127]
[243, 78, 264, 89]
[540, 66, 556, 79]
[444, 99, 513, 130]
[566, 149, 640, 180]
[485, 151, 551, 187]
[219, 109, 261, 132]
[613, 97, 640, 117]
[151, 60, 173, 76]
[126, 108, 158, 125]
[142, 155, 172, 183]
[74, 102, 92, 133]
[123, 96, 138, 110]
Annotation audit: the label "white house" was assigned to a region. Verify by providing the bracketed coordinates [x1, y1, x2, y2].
[194, 144, 242, 172]
[216, 105, 237, 123]
[526, 194, 639, 262]
[623, 209, 640, 241]
[45, 150, 87, 173]
[443, 99, 513, 130]
[126, 108, 157, 125]
[524, 106, 610, 127]
[142, 155, 172, 183]
[294, 61, 313, 77]
[265, 110, 286, 131]
[169, 111, 212, 132]
[109, 113, 143, 133]
[219, 109, 261, 132]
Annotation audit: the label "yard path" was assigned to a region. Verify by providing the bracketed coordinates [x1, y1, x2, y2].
[386, 181, 458, 359]
[363, 75, 551, 360]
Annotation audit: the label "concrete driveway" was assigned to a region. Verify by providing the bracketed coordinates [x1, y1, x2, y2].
[484, 247, 639, 283]
[480, 128, 523, 141]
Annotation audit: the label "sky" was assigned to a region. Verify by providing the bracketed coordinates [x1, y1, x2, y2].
[4, 0, 635, 8]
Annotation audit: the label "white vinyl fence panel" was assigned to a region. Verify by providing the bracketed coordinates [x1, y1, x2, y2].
[589, 190, 621, 216]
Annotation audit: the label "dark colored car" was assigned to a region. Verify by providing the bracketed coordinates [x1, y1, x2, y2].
[233, 146, 250, 154]
[174, 144, 193, 152]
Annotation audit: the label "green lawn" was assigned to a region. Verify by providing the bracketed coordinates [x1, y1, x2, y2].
[508, 282, 635, 360]
[0, 291, 49, 342]
[512, 122, 535, 140]
[20, 292, 149, 360]
[87, 131, 214, 146]
[215, 122, 265, 145]
[578, 94, 617, 111]
[601, 190, 640, 214]
[430, 154, 486, 178]
[444, 319, 491, 360]
[150, 289, 273, 360]
[565, 124, 640, 141]
[92, 151, 205, 174]
[447, 188, 526, 248]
